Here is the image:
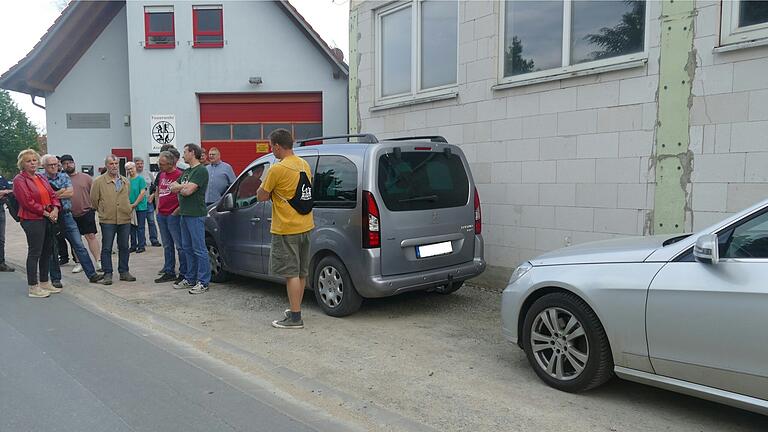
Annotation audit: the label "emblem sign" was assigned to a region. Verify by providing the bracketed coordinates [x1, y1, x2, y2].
[150, 114, 176, 151]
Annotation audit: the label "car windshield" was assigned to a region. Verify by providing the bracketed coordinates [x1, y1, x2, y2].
[377, 151, 469, 211]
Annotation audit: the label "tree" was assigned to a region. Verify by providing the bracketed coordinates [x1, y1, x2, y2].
[0, 90, 39, 177]
[504, 36, 535, 76]
[585, 0, 645, 61]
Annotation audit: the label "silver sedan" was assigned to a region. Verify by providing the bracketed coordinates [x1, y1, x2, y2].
[502, 199, 768, 416]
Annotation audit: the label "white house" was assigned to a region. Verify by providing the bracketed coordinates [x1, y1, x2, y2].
[1, 0, 349, 176]
[350, 0, 768, 284]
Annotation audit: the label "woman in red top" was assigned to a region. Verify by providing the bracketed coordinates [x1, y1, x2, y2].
[12, 149, 62, 298]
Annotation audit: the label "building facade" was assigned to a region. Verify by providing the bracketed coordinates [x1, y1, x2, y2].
[2, 0, 348, 175]
[350, 0, 768, 282]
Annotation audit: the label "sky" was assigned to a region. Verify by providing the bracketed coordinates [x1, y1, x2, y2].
[0, 0, 350, 133]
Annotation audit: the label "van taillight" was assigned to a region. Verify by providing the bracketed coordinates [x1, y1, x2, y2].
[363, 191, 380, 248]
[474, 187, 482, 235]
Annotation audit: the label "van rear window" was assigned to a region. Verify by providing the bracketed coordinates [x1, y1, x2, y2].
[377, 151, 469, 211]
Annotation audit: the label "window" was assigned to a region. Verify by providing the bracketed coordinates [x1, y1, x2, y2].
[718, 210, 768, 259]
[201, 124, 231, 140]
[377, 151, 469, 212]
[314, 156, 357, 208]
[193, 5, 224, 48]
[233, 124, 262, 140]
[500, 0, 647, 82]
[232, 164, 268, 208]
[375, 0, 458, 104]
[293, 123, 323, 140]
[721, 1, 768, 46]
[144, 6, 175, 49]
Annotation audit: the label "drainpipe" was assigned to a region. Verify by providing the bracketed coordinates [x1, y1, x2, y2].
[31, 95, 46, 110]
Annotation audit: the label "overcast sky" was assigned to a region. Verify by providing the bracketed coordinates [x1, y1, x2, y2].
[0, 0, 350, 133]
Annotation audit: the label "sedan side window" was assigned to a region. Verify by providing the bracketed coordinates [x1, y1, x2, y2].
[233, 163, 268, 208]
[721, 210, 768, 259]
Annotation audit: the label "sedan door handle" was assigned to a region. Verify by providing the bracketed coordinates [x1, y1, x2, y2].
[250, 217, 261, 222]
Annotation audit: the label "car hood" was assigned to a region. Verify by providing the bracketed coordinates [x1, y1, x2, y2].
[530, 235, 678, 266]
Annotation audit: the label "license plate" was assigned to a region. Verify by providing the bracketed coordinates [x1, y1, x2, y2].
[416, 241, 453, 258]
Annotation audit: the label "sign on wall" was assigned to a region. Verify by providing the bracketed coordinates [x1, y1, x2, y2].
[150, 114, 176, 151]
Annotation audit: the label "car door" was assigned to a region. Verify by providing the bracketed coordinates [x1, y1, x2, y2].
[219, 163, 269, 275]
[646, 209, 768, 400]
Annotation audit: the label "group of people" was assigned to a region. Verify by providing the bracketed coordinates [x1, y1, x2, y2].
[6, 129, 313, 329]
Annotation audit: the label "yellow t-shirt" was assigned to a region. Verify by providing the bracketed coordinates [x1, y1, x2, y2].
[262, 155, 315, 235]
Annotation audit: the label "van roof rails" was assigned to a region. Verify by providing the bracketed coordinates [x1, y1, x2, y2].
[296, 133, 379, 146]
[386, 135, 448, 143]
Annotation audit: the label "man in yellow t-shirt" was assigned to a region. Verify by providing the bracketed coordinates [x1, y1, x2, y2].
[257, 128, 314, 329]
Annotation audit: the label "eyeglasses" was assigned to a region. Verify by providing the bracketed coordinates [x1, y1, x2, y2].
[45, 163, 60, 167]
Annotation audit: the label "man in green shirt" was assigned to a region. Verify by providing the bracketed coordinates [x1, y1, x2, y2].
[169, 143, 210, 294]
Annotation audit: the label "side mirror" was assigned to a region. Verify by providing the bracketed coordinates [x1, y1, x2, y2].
[219, 193, 234, 211]
[694, 234, 719, 264]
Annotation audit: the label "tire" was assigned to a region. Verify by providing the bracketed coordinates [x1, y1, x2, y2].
[313, 256, 363, 317]
[206, 237, 231, 283]
[434, 281, 464, 295]
[521, 292, 613, 392]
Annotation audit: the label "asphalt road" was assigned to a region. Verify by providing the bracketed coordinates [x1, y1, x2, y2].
[0, 272, 356, 432]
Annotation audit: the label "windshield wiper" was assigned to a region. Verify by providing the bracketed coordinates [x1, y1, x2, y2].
[398, 195, 438, 203]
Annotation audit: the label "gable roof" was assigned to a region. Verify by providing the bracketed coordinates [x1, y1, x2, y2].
[0, 0, 349, 97]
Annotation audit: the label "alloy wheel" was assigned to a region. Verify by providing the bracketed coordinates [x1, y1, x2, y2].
[208, 244, 222, 277]
[530, 307, 589, 381]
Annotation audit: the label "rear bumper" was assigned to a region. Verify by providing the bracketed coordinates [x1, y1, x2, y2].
[360, 258, 486, 298]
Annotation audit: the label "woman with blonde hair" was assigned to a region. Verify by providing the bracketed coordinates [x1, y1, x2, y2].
[12, 149, 62, 298]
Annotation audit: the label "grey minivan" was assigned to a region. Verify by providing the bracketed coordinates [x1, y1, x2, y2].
[205, 134, 486, 316]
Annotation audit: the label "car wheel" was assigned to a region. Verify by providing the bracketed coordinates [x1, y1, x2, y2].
[313, 256, 363, 317]
[434, 281, 464, 295]
[206, 238, 231, 283]
[522, 292, 613, 392]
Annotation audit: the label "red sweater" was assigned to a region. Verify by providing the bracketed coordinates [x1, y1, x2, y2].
[13, 172, 61, 221]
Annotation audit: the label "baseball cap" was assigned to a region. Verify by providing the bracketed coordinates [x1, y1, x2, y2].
[60, 154, 74, 162]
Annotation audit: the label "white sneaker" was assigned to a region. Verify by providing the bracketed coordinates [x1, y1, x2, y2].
[173, 279, 193, 290]
[72, 264, 83, 273]
[96, 261, 103, 272]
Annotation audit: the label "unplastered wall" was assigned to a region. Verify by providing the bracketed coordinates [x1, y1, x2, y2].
[689, 0, 768, 231]
[353, 1, 663, 272]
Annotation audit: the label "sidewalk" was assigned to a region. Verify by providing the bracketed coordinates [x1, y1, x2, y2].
[3, 215, 765, 432]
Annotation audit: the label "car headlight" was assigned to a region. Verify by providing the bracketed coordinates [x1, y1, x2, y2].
[509, 262, 532, 284]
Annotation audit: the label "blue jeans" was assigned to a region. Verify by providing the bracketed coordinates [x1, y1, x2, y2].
[146, 203, 159, 244]
[130, 210, 148, 249]
[49, 212, 97, 281]
[100, 223, 130, 275]
[180, 216, 210, 286]
[157, 214, 186, 277]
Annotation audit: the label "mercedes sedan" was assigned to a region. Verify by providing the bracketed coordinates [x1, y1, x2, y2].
[502, 199, 768, 415]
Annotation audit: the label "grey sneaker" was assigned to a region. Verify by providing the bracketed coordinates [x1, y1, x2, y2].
[173, 279, 193, 290]
[188, 282, 209, 295]
[100, 273, 113, 285]
[119, 272, 137, 282]
[0, 262, 15, 272]
[271, 316, 304, 329]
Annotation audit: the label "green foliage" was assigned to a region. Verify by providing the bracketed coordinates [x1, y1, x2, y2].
[585, 0, 645, 61]
[0, 90, 39, 177]
[504, 36, 535, 76]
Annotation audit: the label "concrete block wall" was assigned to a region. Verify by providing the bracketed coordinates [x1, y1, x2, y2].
[690, 0, 768, 231]
[352, 1, 662, 270]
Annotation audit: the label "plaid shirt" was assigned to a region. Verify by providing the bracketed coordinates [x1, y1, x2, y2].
[46, 171, 73, 212]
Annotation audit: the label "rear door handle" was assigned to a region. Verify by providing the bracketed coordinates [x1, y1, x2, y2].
[251, 217, 261, 222]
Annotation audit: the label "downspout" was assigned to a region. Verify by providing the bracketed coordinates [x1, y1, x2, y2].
[31, 94, 46, 110]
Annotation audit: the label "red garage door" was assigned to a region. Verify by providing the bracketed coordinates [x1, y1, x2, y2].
[199, 93, 323, 175]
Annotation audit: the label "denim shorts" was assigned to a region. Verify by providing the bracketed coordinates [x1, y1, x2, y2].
[269, 231, 311, 278]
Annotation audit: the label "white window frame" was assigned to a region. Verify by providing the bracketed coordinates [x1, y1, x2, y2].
[374, 0, 459, 107]
[720, 0, 768, 46]
[497, 0, 650, 87]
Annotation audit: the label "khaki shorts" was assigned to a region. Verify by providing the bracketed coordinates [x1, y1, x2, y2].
[270, 231, 311, 278]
